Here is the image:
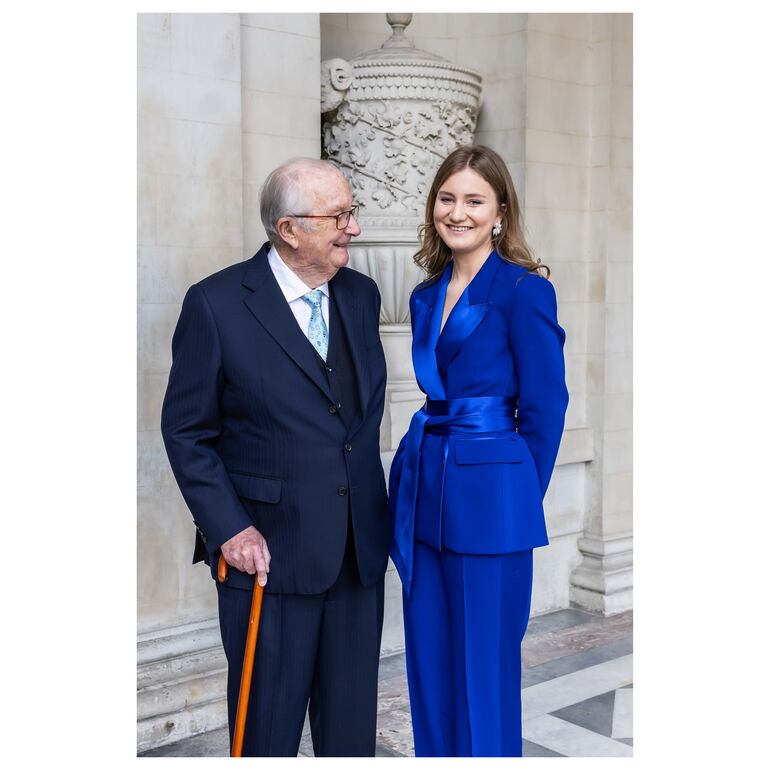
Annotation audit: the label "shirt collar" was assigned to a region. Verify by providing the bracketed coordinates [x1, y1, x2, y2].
[267, 244, 329, 303]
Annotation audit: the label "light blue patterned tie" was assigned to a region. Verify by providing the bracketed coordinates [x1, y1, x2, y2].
[301, 290, 328, 361]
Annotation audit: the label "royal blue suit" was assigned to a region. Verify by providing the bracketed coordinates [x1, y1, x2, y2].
[389, 250, 568, 756]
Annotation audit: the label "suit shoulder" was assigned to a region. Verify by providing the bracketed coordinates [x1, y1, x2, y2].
[193, 242, 269, 294]
[494, 258, 530, 282]
[194, 259, 250, 292]
[406, 275, 431, 314]
[495, 259, 553, 292]
[410, 267, 440, 300]
[412, 276, 435, 295]
[337, 265, 379, 294]
[513, 269, 555, 292]
[510, 269, 558, 316]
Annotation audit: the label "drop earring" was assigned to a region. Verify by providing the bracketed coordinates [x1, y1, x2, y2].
[492, 222, 502, 238]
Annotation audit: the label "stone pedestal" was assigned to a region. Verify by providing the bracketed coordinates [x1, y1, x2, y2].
[570, 533, 633, 615]
[345, 225, 426, 453]
[137, 620, 227, 753]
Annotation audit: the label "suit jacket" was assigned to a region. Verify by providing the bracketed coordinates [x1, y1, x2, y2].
[160, 243, 390, 593]
[390, 250, 568, 567]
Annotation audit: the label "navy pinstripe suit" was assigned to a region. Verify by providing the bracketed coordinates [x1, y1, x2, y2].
[161, 242, 390, 755]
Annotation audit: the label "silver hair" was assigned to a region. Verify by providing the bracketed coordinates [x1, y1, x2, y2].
[259, 158, 343, 244]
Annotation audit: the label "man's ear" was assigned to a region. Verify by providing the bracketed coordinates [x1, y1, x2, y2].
[276, 217, 299, 250]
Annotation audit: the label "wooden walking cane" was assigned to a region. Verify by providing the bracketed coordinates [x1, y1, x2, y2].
[218, 553, 265, 758]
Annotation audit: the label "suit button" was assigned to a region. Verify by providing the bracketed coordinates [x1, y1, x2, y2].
[344, 443, 352, 452]
[329, 404, 337, 414]
[326, 366, 333, 372]
[337, 486, 348, 496]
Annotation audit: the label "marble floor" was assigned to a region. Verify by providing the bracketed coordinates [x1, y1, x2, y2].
[140, 607, 632, 758]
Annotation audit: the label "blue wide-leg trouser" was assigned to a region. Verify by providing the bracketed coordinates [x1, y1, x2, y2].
[403, 541, 533, 757]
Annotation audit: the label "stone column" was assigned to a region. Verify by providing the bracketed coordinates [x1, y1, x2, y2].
[569, 14, 633, 615]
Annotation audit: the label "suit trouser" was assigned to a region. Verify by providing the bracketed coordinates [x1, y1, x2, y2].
[216, 522, 385, 757]
[403, 541, 533, 757]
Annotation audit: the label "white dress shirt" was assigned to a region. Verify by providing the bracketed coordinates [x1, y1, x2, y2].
[267, 244, 330, 341]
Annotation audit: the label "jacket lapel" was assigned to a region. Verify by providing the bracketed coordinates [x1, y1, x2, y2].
[329, 271, 369, 426]
[241, 244, 335, 404]
[411, 265, 450, 400]
[434, 251, 501, 374]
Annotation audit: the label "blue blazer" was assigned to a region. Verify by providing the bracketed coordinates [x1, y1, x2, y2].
[161, 243, 390, 593]
[389, 251, 568, 594]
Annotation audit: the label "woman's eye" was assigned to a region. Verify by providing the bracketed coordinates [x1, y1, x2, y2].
[468, 200, 482, 206]
[439, 198, 453, 204]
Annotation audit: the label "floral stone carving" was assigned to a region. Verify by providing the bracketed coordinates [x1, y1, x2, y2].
[321, 14, 482, 221]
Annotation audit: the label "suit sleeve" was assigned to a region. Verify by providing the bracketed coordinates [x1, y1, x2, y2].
[160, 283, 254, 555]
[508, 273, 569, 497]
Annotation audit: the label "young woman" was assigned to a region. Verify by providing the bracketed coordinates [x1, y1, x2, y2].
[389, 145, 569, 756]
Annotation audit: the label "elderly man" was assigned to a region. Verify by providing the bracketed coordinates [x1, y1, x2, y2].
[161, 158, 390, 756]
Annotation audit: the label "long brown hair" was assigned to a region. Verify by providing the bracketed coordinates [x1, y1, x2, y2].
[414, 145, 549, 280]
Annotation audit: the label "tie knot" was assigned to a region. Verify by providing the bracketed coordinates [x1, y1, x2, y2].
[302, 290, 323, 310]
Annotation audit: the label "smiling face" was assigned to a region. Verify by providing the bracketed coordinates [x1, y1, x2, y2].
[433, 166, 504, 262]
[298, 169, 360, 275]
[276, 167, 361, 285]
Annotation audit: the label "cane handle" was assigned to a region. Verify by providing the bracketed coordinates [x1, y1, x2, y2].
[217, 553, 228, 583]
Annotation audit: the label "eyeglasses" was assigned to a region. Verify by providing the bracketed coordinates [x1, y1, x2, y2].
[290, 205, 359, 230]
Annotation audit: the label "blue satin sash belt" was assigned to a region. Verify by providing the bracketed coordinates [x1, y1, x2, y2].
[389, 396, 518, 596]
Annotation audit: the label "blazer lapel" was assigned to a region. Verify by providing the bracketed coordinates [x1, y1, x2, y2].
[241, 245, 335, 404]
[329, 272, 369, 426]
[434, 251, 501, 374]
[411, 265, 450, 400]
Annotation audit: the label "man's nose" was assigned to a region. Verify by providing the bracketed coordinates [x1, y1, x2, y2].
[345, 213, 361, 237]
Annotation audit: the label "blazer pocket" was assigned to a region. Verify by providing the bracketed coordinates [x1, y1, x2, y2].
[229, 471, 282, 503]
[454, 437, 525, 465]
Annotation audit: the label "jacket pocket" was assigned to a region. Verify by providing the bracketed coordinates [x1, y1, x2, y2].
[454, 437, 525, 465]
[228, 471, 282, 503]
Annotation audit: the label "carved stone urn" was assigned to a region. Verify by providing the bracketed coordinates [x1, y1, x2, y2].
[321, 13, 483, 455]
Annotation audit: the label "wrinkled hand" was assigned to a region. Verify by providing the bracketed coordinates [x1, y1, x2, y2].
[220, 525, 271, 586]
